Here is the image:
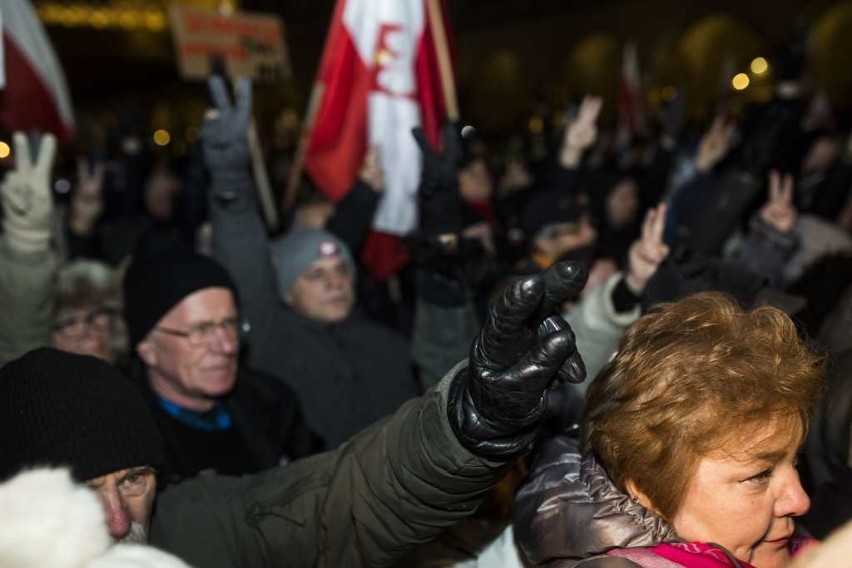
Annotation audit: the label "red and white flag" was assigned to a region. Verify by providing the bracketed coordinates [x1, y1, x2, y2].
[616, 41, 645, 148]
[303, 0, 453, 279]
[0, 0, 74, 141]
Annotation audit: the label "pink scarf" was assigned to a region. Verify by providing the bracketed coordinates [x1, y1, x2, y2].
[608, 537, 817, 568]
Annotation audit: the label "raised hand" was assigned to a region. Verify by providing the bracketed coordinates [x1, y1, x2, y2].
[412, 123, 463, 238]
[200, 76, 252, 192]
[695, 115, 734, 172]
[1, 132, 57, 252]
[358, 146, 384, 194]
[69, 158, 105, 235]
[560, 96, 603, 168]
[760, 170, 797, 234]
[448, 261, 588, 458]
[625, 203, 671, 294]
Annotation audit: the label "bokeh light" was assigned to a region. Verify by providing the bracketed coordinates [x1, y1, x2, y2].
[732, 73, 750, 91]
[750, 57, 769, 75]
[153, 129, 171, 146]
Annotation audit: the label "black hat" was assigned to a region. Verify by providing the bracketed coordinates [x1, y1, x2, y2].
[522, 190, 590, 239]
[123, 236, 236, 347]
[0, 348, 165, 482]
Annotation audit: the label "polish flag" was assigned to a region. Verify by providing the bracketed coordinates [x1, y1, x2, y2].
[616, 41, 645, 148]
[0, 0, 74, 141]
[303, 0, 453, 279]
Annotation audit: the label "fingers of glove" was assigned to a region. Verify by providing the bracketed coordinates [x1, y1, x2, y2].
[234, 78, 253, 127]
[536, 261, 588, 320]
[412, 127, 436, 158]
[208, 75, 232, 113]
[555, 348, 586, 384]
[13, 133, 32, 172]
[509, 328, 578, 393]
[478, 275, 544, 365]
[2, 175, 29, 212]
[34, 134, 57, 178]
[535, 315, 584, 384]
[441, 122, 463, 164]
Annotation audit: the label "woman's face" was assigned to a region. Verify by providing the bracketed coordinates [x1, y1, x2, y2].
[670, 424, 809, 568]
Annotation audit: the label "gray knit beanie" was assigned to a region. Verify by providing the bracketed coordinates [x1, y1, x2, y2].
[270, 229, 356, 297]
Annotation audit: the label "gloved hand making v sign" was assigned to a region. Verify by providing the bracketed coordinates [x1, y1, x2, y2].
[448, 261, 588, 458]
[1, 132, 57, 254]
[200, 76, 252, 196]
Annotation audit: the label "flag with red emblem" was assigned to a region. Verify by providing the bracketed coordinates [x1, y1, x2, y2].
[301, 0, 455, 280]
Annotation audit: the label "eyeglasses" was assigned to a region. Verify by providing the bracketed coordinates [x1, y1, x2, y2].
[51, 306, 119, 338]
[154, 315, 245, 348]
[86, 466, 157, 499]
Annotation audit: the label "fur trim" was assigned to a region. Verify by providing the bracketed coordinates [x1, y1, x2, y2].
[0, 468, 110, 567]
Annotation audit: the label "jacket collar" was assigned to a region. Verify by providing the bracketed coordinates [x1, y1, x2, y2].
[514, 435, 679, 565]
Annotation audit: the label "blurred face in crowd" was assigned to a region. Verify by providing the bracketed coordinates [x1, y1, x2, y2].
[285, 257, 355, 324]
[144, 171, 180, 221]
[86, 466, 157, 544]
[667, 423, 809, 568]
[535, 215, 598, 260]
[137, 287, 239, 411]
[801, 136, 840, 173]
[606, 178, 639, 228]
[459, 159, 493, 203]
[51, 305, 118, 363]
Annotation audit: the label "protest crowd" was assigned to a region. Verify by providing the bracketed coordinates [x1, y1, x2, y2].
[0, 1, 851, 567]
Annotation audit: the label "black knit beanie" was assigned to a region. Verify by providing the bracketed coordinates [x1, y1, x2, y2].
[123, 237, 236, 347]
[0, 348, 165, 482]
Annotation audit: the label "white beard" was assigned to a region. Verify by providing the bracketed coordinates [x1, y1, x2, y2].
[115, 521, 148, 545]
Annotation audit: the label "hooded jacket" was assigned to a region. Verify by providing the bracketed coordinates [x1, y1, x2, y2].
[513, 436, 678, 567]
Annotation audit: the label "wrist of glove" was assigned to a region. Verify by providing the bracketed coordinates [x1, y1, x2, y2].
[447, 357, 548, 459]
[447, 263, 588, 460]
[2, 222, 52, 253]
[208, 168, 252, 198]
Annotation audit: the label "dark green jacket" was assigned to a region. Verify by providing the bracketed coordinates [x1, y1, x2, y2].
[149, 364, 508, 567]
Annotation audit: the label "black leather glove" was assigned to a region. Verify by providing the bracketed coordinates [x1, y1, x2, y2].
[448, 261, 588, 459]
[413, 123, 464, 237]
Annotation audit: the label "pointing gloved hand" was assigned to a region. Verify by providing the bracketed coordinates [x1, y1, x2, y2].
[200, 76, 252, 196]
[448, 261, 588, 459]
[1, 132, 57, 254]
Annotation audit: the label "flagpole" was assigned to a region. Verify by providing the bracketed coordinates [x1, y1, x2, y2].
[284, 82, 324, 213]
[426, 0, 458, 121]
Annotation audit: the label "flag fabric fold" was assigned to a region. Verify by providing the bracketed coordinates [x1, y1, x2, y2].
[0, 0, 74, 141]
[304, 0, 453, 279]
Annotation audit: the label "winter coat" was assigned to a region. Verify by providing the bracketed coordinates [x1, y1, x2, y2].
[565, 273, 640, 389]
[149, 364, 510, 568]
[514, 436, 812, 567]
[209, 186, 419, 447]
[0, 237, 56, 367]
[127, 360, 324, 481]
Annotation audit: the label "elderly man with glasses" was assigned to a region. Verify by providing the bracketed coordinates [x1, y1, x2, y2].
[121, 236, 324, 484]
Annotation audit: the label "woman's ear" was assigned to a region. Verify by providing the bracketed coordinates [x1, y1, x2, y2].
[625, 479, 660, 515]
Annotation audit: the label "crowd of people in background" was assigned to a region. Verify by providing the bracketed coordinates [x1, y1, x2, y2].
[0, 23, 851, 568]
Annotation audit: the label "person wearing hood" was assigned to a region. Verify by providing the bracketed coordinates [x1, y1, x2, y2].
[514, 292, 823, 568]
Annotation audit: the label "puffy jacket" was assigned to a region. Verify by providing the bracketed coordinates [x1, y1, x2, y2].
[514, 436, 814, 567]
[513, 436, 677, 567]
